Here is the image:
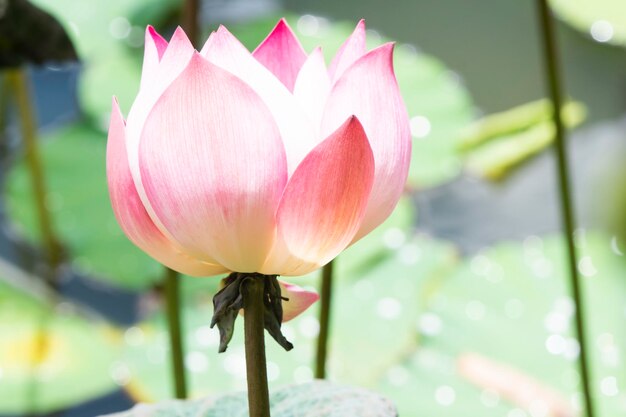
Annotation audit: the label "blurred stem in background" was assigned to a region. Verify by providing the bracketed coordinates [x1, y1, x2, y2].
[315, 260, 334, 379]
[5, 68, 62, 416]
[182, 0, 200, 48]
[535, 1, 596, 417]
[161, 0, 202, 400]
[6, 69, 62, 286]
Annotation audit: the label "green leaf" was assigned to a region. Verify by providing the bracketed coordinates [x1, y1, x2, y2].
[367, 231, 626, 416]
[103, 381, 397, 417]
[550, 0, 626, 47]
[462, 101, 586, 180]
[4, 123, 163, 290]
[0, 280, 120, 414]
[458, 99, 583, 151]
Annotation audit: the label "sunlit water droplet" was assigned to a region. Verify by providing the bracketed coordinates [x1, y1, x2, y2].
[366, 29, 382, 44]
[563, 338, 580, 361]
[223, 350, 246, 378]
[383, 227, 406, 249]
[281, 324, 296, 342]
[544, 311, 570, 334]
[127, 26, 145, 48]
[507, 408, 528, 417]
[530, 257, 553, 278]
[185, 351, 209, 373]
[297, 15, 326, 36]
[600, 376, 619, 396]
[387, 365, 410, 387]
[410, 116, 431, 138]
[524, 235, 544, 254]
[377, 297, 402, 320]
[109, 16, 131, 39]
[418, 312, 442, 336]
[553, 296, 575, 317]
[546, 334, 566, 355]
[578, 256, 597, 277]
[590, 20, 614, 43]
[470, 254, 491, 276]
[124, 327, 145, 347]
[110, 362, 131, 386]
[195, 325, 219, 347]
[293, 366, 313, 383]
[435, 385, 455, 406]
[610, 236, 624, 256]
[298, 316, 320, 339]
[399, 243, 421, 265]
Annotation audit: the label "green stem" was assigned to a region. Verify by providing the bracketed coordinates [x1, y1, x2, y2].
[7, 68, 62, 285]
[243, 276, 271, 417]
[315, 260, 334, 379]
[535, 2, 595, 417]
[164, 267, 187, 398]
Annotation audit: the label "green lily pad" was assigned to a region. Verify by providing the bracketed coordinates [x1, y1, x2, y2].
[4, 122, 163, 290]
[550, 0, 626, 47]
[30, 0, 149, 127]
[0, 280, 120, 414]
[31, 0, 147, 58]
[103, 380, 396, 417]
[330, 235, 459, 385]
[363, 231, 626, 416]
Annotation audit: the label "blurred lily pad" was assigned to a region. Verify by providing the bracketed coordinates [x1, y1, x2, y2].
[0, 280, 120, 414]
[550, 0, 626, 47]
[105, 380, 396, 417]
[366, 231, 626, 416]
[4, 122, 163, 290]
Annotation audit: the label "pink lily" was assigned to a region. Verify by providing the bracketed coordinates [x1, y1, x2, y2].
[107, 19, 411, 321]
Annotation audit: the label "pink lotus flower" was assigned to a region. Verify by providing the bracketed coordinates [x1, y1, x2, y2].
[107, 19, 411, 320]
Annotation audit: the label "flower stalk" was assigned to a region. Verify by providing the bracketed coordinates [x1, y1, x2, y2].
[164, 267, 187, 398]
[315, 260, 334, 379]
[535, 1, 596, 416]
[243, 276, 272, 417]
